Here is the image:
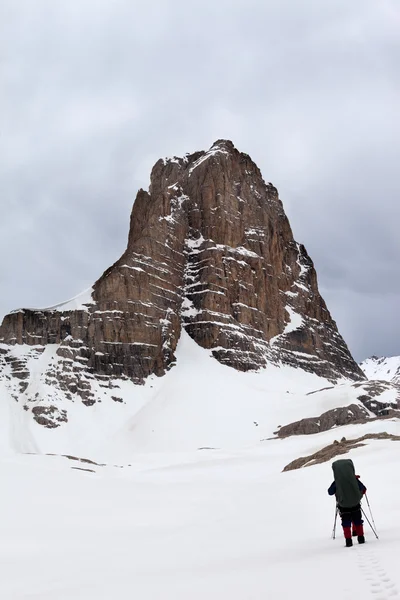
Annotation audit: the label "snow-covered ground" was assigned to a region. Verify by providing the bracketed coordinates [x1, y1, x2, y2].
[2, 331, 393, 461]
[1, 427, 399, 599]
[1, 331, 400, 598]
[9, 287, 95, 313]
[361, 355, 400, 384]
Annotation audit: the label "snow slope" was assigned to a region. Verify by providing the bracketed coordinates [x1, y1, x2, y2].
[361, 355, 400, 385]
[0, 424, 399, 600]
[1, 332, 400, 598]
[9, 287, 95, 313]
[0, 330, 386, 461]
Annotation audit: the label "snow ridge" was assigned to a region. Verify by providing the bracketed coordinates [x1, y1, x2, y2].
[360, 355, 400, 385]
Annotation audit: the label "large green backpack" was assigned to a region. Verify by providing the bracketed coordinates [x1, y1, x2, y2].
[332, 458, 363, 508]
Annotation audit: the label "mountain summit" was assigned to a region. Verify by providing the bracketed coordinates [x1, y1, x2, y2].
[0, 140, 364, 415]
[360, 355, 400, 385]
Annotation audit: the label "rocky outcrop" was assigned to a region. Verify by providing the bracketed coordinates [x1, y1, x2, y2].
[283, 432, 400, 471]
[275, 381, 400, 438]
[274, 379, 399, 438]
[352, 380, 400, 414]
[32, 405, 68, 428]
[0, 140, 365, 414]
[275, 404, 370, 438]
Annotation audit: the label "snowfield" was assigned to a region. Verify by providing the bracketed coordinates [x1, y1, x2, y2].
[1, 331, 390, 460]
[361, 355, 400, 384]
[0, 331, 399, 599]
[1, 434, 399, 599]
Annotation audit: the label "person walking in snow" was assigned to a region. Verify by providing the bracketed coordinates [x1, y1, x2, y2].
[328, 458, 367, 547]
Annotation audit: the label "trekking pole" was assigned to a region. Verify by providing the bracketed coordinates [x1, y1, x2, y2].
[365, 494, 378, 533]
[332, 505, 338, 539]
[361, 506, 379, 539]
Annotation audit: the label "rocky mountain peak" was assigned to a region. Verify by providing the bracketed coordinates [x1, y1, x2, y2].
[0, 140, 365, 416]
[360, 355, 400, 385]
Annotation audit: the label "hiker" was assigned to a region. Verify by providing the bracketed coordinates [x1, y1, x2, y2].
[328, 458, 367, 547]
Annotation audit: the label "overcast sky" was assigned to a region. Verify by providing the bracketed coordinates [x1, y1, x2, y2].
[1, 0, 399, 362]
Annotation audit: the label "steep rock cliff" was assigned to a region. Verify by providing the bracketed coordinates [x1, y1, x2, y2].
[0, 140, 365, 415]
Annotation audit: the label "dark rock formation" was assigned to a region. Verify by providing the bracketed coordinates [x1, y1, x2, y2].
[0, 140, 365, 411]
[275, 404, 370, 438]
[32, 405, 68, 428]
[283, 432, 400, 471]
[353, 380, 400, 414]
[274, 379, 400, 439]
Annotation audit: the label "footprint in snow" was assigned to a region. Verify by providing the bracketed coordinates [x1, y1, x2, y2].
[355, 547, 399, 600]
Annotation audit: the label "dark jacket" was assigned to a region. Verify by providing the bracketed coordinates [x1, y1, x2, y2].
[327, 458, 366, 508]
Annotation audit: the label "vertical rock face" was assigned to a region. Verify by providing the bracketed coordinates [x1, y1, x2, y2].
[0, 139, 364, 411]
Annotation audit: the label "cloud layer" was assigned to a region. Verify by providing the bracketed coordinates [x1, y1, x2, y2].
[1, 0, 400, 361]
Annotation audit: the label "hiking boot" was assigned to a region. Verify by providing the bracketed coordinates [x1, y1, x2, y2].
[352, 530, 357, 537]
[345, 538, 353, 547]
[357, 535, 365, 544]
